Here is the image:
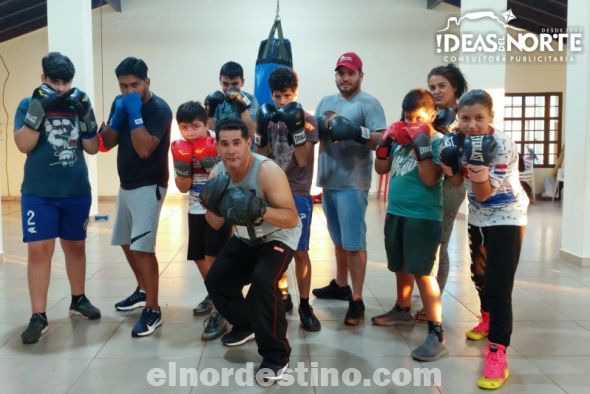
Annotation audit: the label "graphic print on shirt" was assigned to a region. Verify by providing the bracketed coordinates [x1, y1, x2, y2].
[45, 112, 79, 167]
[390, 145, 417, 177]
[269, 123, 293, 172]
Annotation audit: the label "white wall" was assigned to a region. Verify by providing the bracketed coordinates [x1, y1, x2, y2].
[0, 0, 566, 197]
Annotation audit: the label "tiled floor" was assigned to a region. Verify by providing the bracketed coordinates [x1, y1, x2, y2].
[1, 196, 589, 393]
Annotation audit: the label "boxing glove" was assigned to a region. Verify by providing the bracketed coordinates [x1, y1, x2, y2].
[193, 135, 218, 172]
[200, 171, 230, 215]
[171, 139, 194, 177]
[433, 108, 457, 133]
[204, 90, 225, 118]
[255, 103, 277, 147]
[225, 87, 251, 113]
[407, 123, 433, 161]
[376, 121, 411, 160]
[24, 84, 61, 131]
[108, 95, 126, 132]
[220, 187, 267, 226]
[277, 102, 307, 147]
[328, 115, 370, 144]
[463, 135, 497, 183]
[317, 111, 336, 137]
[439, 132, 465, 176]
[120, 92, 143, 130]
[67, 88, 97, 139]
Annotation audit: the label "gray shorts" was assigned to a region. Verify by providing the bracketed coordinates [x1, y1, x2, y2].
[111, 185, 167, 253]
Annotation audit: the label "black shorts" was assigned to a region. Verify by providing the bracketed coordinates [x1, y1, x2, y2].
[187, 214, 231, 261]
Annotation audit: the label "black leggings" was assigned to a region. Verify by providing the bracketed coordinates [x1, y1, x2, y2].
[468, 224, 525, 346]
[205, 236, 294, 366]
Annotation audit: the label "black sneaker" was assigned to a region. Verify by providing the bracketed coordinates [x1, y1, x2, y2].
[131, 307, 162, 337]
[282, 293, 293, 313]
[312, 279, 352, 301]
[193, 294, 213, 316]
[256, 360, 289, 385]
[298, 303, 321, 332]
[69, 295, 101, 320]
[115, 287, 146, 311]
[21, 313, 48, 344]
[201, 311, 228, 341]
[221, 328, 255, 347]
[344, 299, 365, 326]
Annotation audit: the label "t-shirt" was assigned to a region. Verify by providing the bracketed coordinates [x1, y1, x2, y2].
[266, 111, 318, 195]
[387, 133, 444, 222]
[462, 129, 529, 226]
[15, 97, 90, 197]
[189, 131, 219, 215]
[315, 91, 386, 190]
[109, 93, 172, 189]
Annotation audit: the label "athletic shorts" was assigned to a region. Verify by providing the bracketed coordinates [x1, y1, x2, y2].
[384, 213, 441, 276]
[21, 194, 91, 242]
[294, 195, 313, 252]
[187, 213, 231, 261]
[322, 189, 368, 251]
[111, 185, 167, 253]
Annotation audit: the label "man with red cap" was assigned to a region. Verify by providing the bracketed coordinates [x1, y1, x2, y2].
[312, 52, 386, 325]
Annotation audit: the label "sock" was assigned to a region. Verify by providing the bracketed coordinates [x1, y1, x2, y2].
[34, 312, 48, 321]
[299, 297, 309, 307]
[428, 321, 445, 342]
[138, 288, 146, 294]
[71, 294, 85, 304]
[395, 304, 410, 313]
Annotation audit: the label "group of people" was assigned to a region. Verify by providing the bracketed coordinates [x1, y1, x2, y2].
[13, 50, 528, 389]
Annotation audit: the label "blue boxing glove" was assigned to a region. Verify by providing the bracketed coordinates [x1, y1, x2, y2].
[121, 92, 144, 130]
[108, 95, 126, 132]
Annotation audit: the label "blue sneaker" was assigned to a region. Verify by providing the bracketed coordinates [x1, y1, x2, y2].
[115, 287, 146, 311]
[132, 307, 162, 337]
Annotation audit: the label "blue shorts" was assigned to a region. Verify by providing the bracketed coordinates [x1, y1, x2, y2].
[322, 189, 368, 251]
[21, 194, 91, 242]
[294, 195, 313, 252]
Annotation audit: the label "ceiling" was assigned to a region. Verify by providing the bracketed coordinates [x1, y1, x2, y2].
[0, 0, 116, 43]
[428, 0, 568, 35]
[0, 0, 569, 44]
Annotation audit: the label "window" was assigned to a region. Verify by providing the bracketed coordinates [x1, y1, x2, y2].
[503, 93, 562, 168]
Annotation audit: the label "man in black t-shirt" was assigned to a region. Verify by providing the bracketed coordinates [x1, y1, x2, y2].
[101, 57, 172, 337]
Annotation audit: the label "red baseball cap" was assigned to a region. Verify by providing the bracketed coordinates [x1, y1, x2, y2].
[335, 52, 363, 71]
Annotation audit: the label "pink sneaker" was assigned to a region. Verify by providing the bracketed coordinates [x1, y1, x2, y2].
[477, 342, 509, 389]
[466, 311, 489, 340]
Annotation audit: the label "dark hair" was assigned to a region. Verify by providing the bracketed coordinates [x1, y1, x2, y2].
[428, 63, 468, 99]
[458, 89, 494, 113]
[115, 57, 148, 80]
[401, 88, 436, 114]
[42, 52, 75, 81]
[215, 117, 249, 141]
[268, 66, 298, 93]
[176, 101, 208, 124]
[219, 61, 244, 79]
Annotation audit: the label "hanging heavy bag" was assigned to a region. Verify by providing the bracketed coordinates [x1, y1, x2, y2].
[254, 17, 293, 107]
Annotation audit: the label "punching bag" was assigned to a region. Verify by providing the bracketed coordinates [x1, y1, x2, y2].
[254, 18, 293, 106]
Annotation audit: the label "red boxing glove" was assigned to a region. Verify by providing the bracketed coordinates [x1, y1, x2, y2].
[384, 121, 412, 145]
[193, 135, 218, 172]
[171, 139, 193, 177]
[406, 122, 431, 141]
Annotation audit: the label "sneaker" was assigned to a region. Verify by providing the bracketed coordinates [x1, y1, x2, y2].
[115, 287, 146, 311]
[282, 293, 293, 313]
[193, 294, 213, 316]
[201, 311, 228, 341]
[256, 360, 289, 384]
[411, 332, 448, 361]
[372, 305, 415, 326]
[466, 311, 490, 340]
[21, 313, 48, 344]
[312, 279, 352, 301]
[344, 299, 365, 326]
[131, 307, 162, 337]
[298, 303, 321, 332]
[221, 328, 255, 347]
[69, 295, 101, 320]
[477, 342, 509, 389]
